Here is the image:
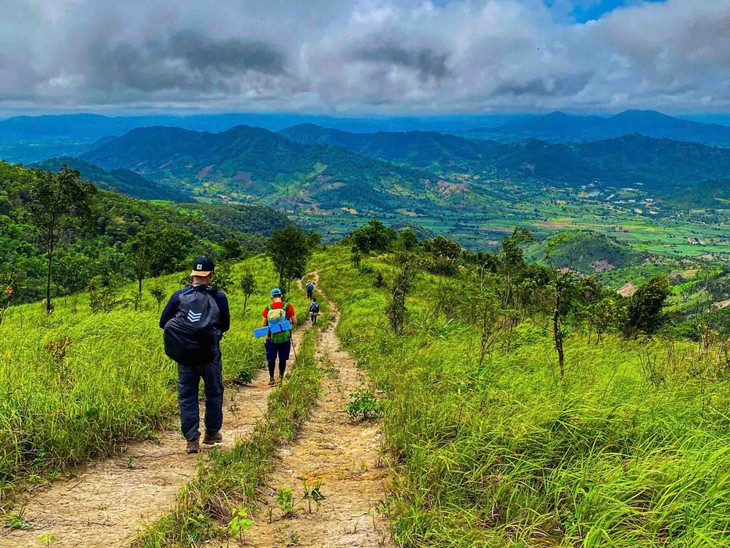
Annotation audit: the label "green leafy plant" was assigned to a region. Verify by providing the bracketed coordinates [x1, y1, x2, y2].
[228, 508, 253, 540]
[302, 480, 326, 513]
[4, 507, 31, 530]
[347, 389, 382, 421]
[276, 487, 295, 517]
[37, 533, 58, 545]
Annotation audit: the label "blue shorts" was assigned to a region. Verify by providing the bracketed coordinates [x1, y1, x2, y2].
[265, 338, 291, 363]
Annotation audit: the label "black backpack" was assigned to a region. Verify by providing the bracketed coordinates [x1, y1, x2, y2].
[164, 286, 221, 366]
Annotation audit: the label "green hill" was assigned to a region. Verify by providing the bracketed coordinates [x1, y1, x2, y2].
[33, 157, 190, 201]
[81, 125, 436, 211]
[665, 179, 730, 209]
[279, 124, 490, 170]
[526, 231, 646, 274]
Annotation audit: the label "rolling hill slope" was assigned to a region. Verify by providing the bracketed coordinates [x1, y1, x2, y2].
[279, 124, 492, 169]
[81, 125, 442, 211]
[33, 157, 190, 201]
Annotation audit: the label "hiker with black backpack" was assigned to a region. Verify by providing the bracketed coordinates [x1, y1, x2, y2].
[309, 298, 320, 325]
[262, 288, 297, 386]
[160, 257, 230, 454]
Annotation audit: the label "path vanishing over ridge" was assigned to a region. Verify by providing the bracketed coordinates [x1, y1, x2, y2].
[239, 290, 393, 547]
[1, 275, 393, 547]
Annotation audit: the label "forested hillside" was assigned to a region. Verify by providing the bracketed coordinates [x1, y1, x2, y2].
[32, 157, 190, 202]
[0, 162, 290, 303]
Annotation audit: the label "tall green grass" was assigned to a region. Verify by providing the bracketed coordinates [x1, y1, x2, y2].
[317, 246, 730, 547]
[0, 256, 308, 496]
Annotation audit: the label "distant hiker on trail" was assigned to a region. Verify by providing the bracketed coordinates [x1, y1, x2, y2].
[306, 280, 315, 300]
[160, 257, 230, 454]
[309, 298, 320, 325]
[262, 288, 297, 387]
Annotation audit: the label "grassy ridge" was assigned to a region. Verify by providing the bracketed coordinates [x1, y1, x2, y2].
[317, 246, 730, 546]
[0, 256, 307, 496]
[137, 307, 325, 546]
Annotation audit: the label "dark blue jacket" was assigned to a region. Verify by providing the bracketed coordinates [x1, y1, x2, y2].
[160, 285, 230, 333]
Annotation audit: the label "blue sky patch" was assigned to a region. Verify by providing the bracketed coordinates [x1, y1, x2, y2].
[545, 0, 667, 23]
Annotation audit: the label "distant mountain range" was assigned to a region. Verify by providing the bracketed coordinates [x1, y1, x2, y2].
[32, 157, 190, 202]
[0, 112, 517, 144]
[464, 110, 730, 147]
[280, 124, 730, 188]
[3, 109, 730, 151]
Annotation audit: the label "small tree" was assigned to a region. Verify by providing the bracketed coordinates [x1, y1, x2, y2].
[398, 228, 419, 251]
[221, 238, 243, 260]
[29, 166, 96, 313]
[240, 270, 257, 316]
[622, 275, 671, 337]
[126, 224, 191, 306]
[351, 246, 362, 270]
[213, 262, 234, 293]
[149, 285, 167, 313]
[88, 273, 124, 314]
[498, 227, 535, 308]
[386, 260, 418, 335]
[266, 226, 312, 289]
[351, 220, 397, 254]
[426, 235, 462, 260]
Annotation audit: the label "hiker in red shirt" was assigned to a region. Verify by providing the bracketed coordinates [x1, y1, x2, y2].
[262, 288, 297, 386]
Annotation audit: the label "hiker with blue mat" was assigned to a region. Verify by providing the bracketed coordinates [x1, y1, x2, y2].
[160, 257, 230, 454]
[258, 288, 297, 386]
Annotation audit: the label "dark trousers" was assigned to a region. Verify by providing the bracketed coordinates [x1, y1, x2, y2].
[306, 288, 313, 299]
[177, 348, 223, 441]
[266, 338, 291, 379]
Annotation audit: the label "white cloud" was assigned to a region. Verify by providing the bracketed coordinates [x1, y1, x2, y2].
[0, 0, 728, 113]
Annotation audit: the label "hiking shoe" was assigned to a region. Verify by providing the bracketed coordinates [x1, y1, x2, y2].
[203, 431, 223, 445]
[269, 377, 276, 387]
[186, 437, 200, 454]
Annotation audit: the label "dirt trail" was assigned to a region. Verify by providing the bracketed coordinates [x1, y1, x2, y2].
[2, 312, 312, 548]
[241, 298, 393, 548]
[0, 373, 271, 548]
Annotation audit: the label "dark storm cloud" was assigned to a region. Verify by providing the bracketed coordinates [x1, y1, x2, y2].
[167, 31, 286, 76]
[86, 31, 287, 93]
[353, 44, 450, 81]
[493, 72, 594, 97]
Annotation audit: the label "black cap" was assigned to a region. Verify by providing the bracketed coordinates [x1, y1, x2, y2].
[190, 257, 214, 276]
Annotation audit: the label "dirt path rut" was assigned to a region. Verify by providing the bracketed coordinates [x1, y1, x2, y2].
[242, 299, 393, 548]
[1, 373, 272, 547]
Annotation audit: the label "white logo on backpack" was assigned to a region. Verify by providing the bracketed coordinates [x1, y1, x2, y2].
[188, 310, 202, 322]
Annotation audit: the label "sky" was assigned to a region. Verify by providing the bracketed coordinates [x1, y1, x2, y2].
[1, 0, 728, 115]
